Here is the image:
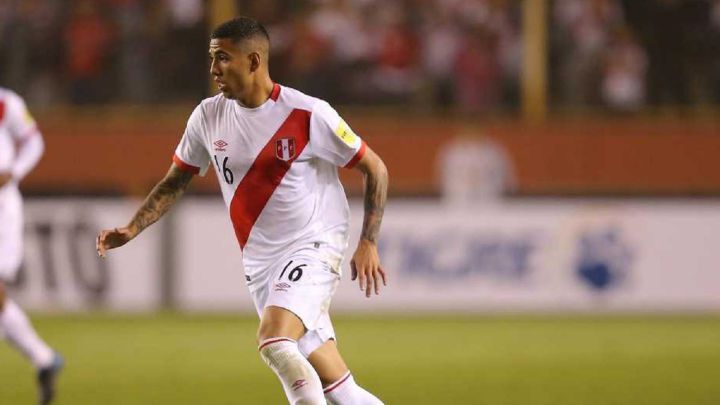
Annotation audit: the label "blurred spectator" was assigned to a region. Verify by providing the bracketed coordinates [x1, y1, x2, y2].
[283, 11, 333, 99]
[553, 0, 624, 107]
[161, 0, 206, 101]
[113, 0, 154, 103]
[454, 26, 501, 113]
[309, 0, 372, 102]
[420, 3, 461, 106]
[488, 0, 522, 108]
[63, 0, 115, 104]
[0, 0, 63, 107]
[600, 26, 647, 111]
[370, 3, 420, 103]
[622, 0, 716, 107]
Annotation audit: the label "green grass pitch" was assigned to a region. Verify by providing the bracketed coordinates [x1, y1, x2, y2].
[1, 314, 719, 404]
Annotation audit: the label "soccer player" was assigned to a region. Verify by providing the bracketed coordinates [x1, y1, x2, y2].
[0, 87, 64, 405]
[97, 17, 387, 404]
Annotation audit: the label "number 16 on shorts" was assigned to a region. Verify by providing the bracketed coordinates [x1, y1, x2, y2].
[279, 261, 306, 282]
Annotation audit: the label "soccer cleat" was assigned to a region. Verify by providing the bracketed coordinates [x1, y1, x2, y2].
[37, 352, 63, 405]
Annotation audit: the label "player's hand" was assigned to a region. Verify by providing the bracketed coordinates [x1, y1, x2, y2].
[350, 239, 387, 298]
[0, 172, 12, 188]
[96, 226, 134, 258]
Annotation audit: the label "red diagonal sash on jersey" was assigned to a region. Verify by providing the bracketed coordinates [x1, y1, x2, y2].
[229, 108, 311, 248]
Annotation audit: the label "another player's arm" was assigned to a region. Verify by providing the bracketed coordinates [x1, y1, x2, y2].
[96, 163, 194, 257]
[350, 146, 389, 297]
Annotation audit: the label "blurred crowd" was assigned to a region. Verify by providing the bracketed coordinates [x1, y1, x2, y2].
[0, 0, 207, 106]
[552, 0, 720, 111]
[1, 0, 719, 113]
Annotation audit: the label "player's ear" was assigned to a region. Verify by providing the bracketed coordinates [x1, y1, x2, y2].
[249, 52, 261, 73]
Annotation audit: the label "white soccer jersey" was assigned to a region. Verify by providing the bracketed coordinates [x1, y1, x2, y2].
[1, 88, 43, 279]
[0, 88, 39, 177]
[173, 84, 366, 285]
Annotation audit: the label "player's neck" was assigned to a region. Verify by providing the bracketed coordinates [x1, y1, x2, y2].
[236, 77, 275, 109]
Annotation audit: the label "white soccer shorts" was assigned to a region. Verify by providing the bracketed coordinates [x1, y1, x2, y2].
[0, 185, 24, 281]
[250, 245, 341, 357]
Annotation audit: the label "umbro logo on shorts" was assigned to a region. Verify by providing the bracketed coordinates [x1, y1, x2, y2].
[213, 139, 228, 151]
[274, 282, 291, 292]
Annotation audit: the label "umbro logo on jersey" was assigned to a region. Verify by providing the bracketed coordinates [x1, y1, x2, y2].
[276, 138, 296, 161]
[213, 139, 228, 151]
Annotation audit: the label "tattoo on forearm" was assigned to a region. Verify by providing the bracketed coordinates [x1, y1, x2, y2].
[360, 161, 388, 243]
[129, 166, 193, 235]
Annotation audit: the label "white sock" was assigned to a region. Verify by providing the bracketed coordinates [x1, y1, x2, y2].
[324, 372, 383, 405]
[259, 337, 326, 405]
[0, 299, 54, 368]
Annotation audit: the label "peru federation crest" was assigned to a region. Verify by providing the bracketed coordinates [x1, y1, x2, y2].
[276, 137, 296, 161]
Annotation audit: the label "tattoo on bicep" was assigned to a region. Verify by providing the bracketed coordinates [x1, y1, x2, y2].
[360, 163, 388, 242]
[130, 167, 193, 233]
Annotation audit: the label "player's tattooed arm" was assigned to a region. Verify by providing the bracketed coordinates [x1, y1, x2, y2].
[127, 164, 194, 237]
[358, 149, 388, 243]
[351, 145, 388, 296]
[97, 163, 194, 257]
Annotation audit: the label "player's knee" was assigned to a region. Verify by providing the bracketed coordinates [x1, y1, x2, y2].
[258, 338, 326, 404]
[258, 337, 296, 368]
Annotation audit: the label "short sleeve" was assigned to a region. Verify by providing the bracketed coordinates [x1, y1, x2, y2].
[6, 92, 38, 141]
[173, 104, 210, 176]
[309, 101, 366, 168]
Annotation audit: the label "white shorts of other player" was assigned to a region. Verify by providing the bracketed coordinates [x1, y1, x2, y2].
[0, 184, 23, 281]
[250, 244, 341, 357]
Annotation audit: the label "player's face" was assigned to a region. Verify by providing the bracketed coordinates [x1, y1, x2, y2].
[209, 38, 254, 100]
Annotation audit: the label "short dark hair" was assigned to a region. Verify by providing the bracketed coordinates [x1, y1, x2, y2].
[211, 16, 270, 44]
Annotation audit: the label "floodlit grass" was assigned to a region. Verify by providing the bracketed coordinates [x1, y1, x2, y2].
[1, 314, 719, 404]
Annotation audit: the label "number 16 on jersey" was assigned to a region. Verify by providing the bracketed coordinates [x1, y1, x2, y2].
[214, 155, 234, 184]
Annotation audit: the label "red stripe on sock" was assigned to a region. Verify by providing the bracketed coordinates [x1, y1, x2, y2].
[323, 372, 351, 394]
[258, 337, 295, 351]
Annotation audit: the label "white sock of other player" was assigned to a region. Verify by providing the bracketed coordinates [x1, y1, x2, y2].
[259, 337, 326, 405]
[324, 371, 384, 405]
[0, 299, 54, 368]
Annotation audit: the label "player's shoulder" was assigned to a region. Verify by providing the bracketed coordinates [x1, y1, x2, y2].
[189, 93, 229, 122]
[277, 85, 332, 113]
[197, 93, 229, 112]
[0, 87, 25, 105]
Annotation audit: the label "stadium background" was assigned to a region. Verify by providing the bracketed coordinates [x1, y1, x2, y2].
[1, 0, 720, 404]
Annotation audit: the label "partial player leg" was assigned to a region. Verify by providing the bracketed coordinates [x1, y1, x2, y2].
[307, 340, 383, 405]
[0, 281, 63, 404]
[257, 305, 326, 405]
